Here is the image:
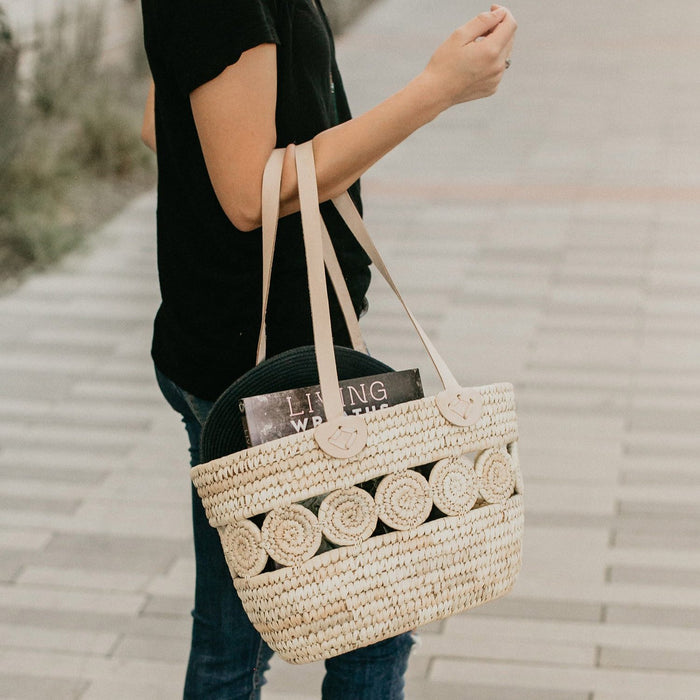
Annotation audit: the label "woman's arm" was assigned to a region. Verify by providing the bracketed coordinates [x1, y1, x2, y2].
[191, 5, 516, 232]
[141, 79, 156, 153]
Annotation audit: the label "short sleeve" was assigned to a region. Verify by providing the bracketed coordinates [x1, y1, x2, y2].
[160, 0, 280, 95]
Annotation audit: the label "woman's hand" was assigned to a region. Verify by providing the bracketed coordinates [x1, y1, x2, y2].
[422, 5, 517, 110]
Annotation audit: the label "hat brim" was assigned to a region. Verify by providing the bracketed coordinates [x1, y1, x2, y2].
[200, 345, 393, 463]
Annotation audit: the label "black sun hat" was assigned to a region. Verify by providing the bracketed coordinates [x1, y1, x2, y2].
[199, 345, 393, 463]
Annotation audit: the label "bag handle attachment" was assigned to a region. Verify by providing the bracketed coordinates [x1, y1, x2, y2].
[294, 143, 369, 457]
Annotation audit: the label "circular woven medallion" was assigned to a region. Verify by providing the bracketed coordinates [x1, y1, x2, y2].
[428, 455, 480, 516]
[318, 487, 378, 546]
[220, 520, 268, 578]
[261, 504, 322, 567]
[508, 442, 524, 495]
[375, 470, 432, 531]
[474, 448, 516, 504]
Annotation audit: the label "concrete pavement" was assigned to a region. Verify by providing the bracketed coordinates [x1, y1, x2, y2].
[2, 0, 700, 697]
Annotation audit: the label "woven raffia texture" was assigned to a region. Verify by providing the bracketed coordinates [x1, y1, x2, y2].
[192, 382, 523, 664]
[238, 497, 523, 663]
[192, 383, 517, 524]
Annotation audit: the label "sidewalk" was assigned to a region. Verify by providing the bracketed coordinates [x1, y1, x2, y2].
[2, 0, 700, 698]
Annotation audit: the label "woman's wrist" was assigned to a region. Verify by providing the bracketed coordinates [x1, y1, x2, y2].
[407, 70, 453, 122]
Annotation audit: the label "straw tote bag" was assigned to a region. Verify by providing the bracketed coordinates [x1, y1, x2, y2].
[191, 142, 524, 665]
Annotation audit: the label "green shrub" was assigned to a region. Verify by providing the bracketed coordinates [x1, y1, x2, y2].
[0, 1, 155, 283]
[32, 4, 104, 117]
[69, 81, 151, 178]
[0, 6, 19, 169]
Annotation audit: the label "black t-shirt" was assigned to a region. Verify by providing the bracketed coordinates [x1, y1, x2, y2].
[141, 0, 371, 400]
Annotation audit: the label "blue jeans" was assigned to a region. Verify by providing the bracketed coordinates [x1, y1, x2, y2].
[155, 367, 414, 700]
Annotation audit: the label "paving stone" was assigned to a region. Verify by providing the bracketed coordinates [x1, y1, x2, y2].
[524, 482, 615, 517]
[16, 566, 152, 593]
[416, 632, 595, 666]
[0, 674, 87, 700]
[468, 597, 602, 624]
[78, 677, 183, 700]
[619, 469, 700, 486]
[0, 622, 117, 655]
[608, 565, 700, 589]
[0, 528, 52, 551]
[404, 680, 591, 700]
[111, 633, 190, 663]
[599, 646, 700, 674]
[145, 558, 195, 598]
[0, 447, 126, 473]
[430, 658, 700, 697]
[39, 533, 188, 575]
[0, 464, 105, 487]
[0, 552, 26, 583]
[613, 531, 700, 551]
[142, 595, 192, 618]
[605, 605, 700, 629]
[0, 583, 146, 617]
[69, 499, 191, 539]
[0, 494, 81, 516]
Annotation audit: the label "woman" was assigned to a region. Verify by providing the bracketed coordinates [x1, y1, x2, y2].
[140, 1, 516, 698]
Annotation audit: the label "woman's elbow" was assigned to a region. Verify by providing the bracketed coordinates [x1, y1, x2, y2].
[222, 197, 262, 233]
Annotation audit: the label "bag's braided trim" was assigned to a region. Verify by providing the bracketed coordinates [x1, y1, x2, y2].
[235, 496, 523, 664]
[192, 383, 517, 525]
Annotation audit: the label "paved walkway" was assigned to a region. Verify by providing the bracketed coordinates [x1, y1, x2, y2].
[2, 0, 700, 698]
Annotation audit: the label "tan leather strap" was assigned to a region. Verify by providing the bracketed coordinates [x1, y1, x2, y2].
[321, 219, 367, 354]
[295, 142, 345, 420]
[257, 148, 285, 364]
[258, 147, 365, 365]
[332, 191, 461, 392]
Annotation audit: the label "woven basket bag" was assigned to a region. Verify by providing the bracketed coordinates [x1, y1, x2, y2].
[191, 142, 524, 664]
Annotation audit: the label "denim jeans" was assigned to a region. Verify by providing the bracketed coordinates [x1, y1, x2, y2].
[155, 366, 414, 700]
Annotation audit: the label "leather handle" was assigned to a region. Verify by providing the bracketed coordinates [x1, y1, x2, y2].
[266, 140, 463, 427]
[295, 142, 346, 420]
[332, 191, 461, 392]
[257, 147, 366, 365]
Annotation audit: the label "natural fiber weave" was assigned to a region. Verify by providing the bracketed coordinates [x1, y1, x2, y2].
[318, 487, 378, 546]
[375, 469, 432, 531]
[475, 447, 516, 505]
[192, 382, 517, 526]
[220, 520, 268, 579]
[193, 390, 521, 663]
[261, 504, 323, 568]
[236, 496, 523, 664]
[429, 454, 480, 516]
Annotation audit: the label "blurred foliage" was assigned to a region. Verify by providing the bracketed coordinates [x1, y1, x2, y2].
[32, 4, 104, 116]
[0, 6, 19, 169]
[0, 1, 155, 285]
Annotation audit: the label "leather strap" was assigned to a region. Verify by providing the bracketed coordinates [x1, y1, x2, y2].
[257, 148, 285, 364]
[258, 147, 365, 365]
[332, 191, 461, 392]
[264, 140, 462, 424]
[295, 142, 346, 420]
[321, 219, 367, 355]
